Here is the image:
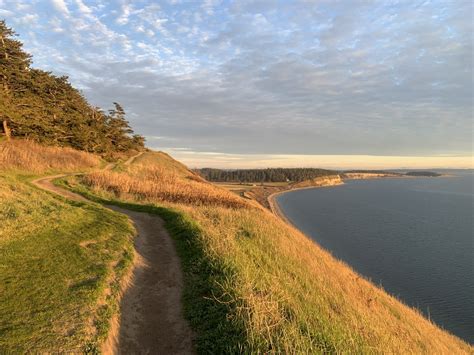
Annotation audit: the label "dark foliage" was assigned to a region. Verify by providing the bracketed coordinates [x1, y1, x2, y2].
[404, 171, 441, 177]
[196, 167, 337, 182]
[0, 20, 144, 155]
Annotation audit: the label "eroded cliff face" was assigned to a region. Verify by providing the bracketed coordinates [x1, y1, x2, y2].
[245, 175, 344, 211]
[292, 174, 344, 189]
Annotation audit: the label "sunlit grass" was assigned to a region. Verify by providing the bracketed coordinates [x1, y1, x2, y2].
[0, 149, 133, 352]
[83, 164, 249, 209]
[0, 139, 101, 173]
[69, 151, 472, 354]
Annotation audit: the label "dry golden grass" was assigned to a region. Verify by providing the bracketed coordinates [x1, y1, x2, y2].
[83, 164, 249, 209]
[131, 150, 194, 177]
[187, 205, 471, 353]
[0, 139, 101, 173]
[74, 151, 471, 353]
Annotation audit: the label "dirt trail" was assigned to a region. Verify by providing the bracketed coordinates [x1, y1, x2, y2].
[31, 165, 194, 354]
[124, 151, 145, 166]
[104, 205, 194, 355]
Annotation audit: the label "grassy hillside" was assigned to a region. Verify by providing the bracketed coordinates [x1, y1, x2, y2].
[0, 139, 101, 173]
[0, 141, 135, 352]
[63, 151, 471, 354]
[131, 151, 194, 177]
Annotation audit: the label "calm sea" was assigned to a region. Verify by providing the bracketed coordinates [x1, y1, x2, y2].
[276, 171, 473, 344]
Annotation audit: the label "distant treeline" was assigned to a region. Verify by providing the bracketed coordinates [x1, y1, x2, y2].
[405, 171, 441, 177]
[196, 168, 337, 183]
[0, 20, 144, 156]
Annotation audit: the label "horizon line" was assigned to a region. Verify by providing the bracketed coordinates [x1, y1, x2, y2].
[154, 147, 474, 170]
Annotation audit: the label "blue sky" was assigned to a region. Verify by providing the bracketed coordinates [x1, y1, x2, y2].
[1, 0, 472, 168]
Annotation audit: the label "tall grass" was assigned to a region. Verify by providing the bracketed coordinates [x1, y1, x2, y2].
[83, 164, 249, 209]
[69, 151, 472, 354]
[0, 139, 100, 173]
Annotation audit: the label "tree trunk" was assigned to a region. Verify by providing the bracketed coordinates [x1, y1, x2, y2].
[2, 119, 11, 140]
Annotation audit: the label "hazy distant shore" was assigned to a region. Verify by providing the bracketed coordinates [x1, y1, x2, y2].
[267, 172, 450, 222]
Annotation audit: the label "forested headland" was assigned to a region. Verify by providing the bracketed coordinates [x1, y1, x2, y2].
[197, 168, 444, 183]
[0, 20, 144, 157]
[196, 167, 338, 183]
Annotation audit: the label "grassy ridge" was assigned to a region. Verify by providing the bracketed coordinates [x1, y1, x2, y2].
[66, 151, 471, 353]
[0, 142, 135, 352]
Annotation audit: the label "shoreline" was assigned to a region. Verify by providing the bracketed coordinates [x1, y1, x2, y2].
[267, 174, 452, 222]
[267, 182, 344, 224]
[267, 189, 293, 225]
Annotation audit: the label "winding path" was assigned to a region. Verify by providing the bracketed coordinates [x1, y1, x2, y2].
[31, 155, 194, 354]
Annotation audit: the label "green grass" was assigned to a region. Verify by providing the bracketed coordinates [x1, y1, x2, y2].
[57, 178, 248, 353]
[0, 173, 135, 353]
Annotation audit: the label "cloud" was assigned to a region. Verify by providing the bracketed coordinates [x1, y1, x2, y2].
[116, 4, 133, 25]
[50, 0, 69, 15]
[75, 0, 92, 15]
[13, 13, 38, 26]
[0, 9, 14, 17]
[160, 150, 474, 169]
[1, 0, 472, 167]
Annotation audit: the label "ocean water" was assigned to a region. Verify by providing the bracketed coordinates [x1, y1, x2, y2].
[276, 171, 474, 343]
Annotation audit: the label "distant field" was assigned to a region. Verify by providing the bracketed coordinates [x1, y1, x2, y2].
[214, 181, 289, 192]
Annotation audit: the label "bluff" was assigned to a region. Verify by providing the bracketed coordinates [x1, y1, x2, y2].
[292, 174, 344, 188]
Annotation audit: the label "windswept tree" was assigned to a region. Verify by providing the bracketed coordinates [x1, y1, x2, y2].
[0, 20, 145, 155]
[106, 102, 134, 151]
[0, 20, 32, 139]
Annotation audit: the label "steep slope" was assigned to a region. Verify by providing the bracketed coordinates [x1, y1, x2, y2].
[130, 151, 196, 178]
[65, 151, 471, 354]
[0, 140, 135, 352]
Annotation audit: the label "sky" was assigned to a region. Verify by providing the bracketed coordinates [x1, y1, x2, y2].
[1, 0, 473, 168]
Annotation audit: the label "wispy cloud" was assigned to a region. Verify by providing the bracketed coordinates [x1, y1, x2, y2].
[2, 0, 472, 167]
[75, 0, 92, 15]
[116, 3, 133, 25]
[50, 0, 69, 15]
